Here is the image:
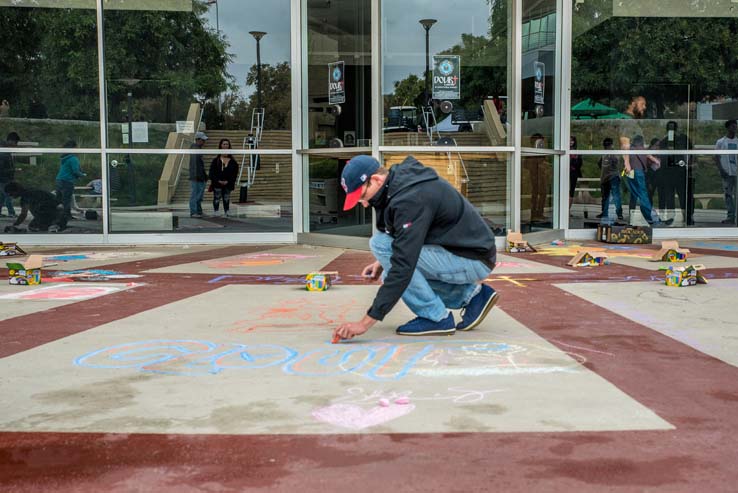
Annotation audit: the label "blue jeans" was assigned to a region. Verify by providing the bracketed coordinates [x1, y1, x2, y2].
[55, 179, 74, 217]
[189, 180, 205, 215]
[370, 232, 493, 322]
[600, 176, 622, 222]
[722, 175, 736, 221]
[626, 170, 661, 224]
[0, 182, 15, 216]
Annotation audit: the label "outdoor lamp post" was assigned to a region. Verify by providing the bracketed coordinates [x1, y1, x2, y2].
[206, 0, 219, 33]
[419, 19, 437, 106]
[249, 31, 267, 111]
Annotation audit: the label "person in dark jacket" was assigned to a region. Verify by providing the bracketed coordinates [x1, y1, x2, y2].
[333, 155, 498, 339]
[189, 131, 208, 218]
[3, 182, 67, 232]
[55, 139, 85, 219]
[209, 138, 239, 216]
[0, 132, 20, 217]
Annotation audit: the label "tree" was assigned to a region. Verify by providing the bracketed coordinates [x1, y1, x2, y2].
[242, 62, 292, 131]
[0, 1, 230, 122]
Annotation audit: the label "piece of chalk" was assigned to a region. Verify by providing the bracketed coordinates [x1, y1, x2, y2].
[331, 335, 340, 344]
[394, 397, 411, 405]
[378, 398, 390, 407]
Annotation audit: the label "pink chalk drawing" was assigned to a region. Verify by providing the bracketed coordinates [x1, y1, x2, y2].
[312, 403, 416, 430]
[495, 261, 532, 269]
[203, 253, 318, 269]
[0, 283, 132, 301]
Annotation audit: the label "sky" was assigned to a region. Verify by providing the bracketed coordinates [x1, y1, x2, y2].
[202, 0, 500, 98]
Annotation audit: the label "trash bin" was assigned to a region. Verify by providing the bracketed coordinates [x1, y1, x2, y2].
[239, 184, 249, 203]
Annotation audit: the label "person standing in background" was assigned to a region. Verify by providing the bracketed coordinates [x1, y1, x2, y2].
[569, 135, 583, 211]
[715, 119, 738, 225]
[209, 138, 239, 217]
[189, 131, 208, 218]
[56, 140, 85, 220]
[0, 131, 19, 217]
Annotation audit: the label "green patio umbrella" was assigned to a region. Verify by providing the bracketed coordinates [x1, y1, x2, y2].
[571, 98, 626, 119]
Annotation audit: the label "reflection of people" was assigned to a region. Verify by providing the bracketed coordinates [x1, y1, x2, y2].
[0, 131, 20, 217]
[209, 138, 238, 217]
[625, 135, 672, 226]
[619, 95, 648, 173]
[189, 131, 208, 218]
[332, 155, 498, 340]
[3, 182, 67, 232]
[596, 138, 623, 222]
[661, 121, 694, 225]
[569, 135, 583, 209]
[0, 99, 9, 117]
[524, 133, 549, 222]
[86, 178, 103, 195]
[715, 119, 737, 225]
[55, 140, 85, 219]
[631, 138, 661, 213]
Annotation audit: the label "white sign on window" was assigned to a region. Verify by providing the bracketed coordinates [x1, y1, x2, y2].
[131, 122, 149, 143]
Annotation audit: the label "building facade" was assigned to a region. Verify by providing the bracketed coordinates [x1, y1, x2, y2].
[1, 0, 736, 245]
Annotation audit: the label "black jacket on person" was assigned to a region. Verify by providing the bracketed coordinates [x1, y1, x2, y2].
[188, 143, 207, 182]
[209, 156, 239, 191]
[0, 144, 14, 183]
[367, 156, 497, 321]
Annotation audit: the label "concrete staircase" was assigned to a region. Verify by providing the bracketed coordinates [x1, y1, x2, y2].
[170, 130, 292, 206]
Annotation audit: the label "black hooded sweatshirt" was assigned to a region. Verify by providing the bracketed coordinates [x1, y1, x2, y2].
[367, 156, 497, 321]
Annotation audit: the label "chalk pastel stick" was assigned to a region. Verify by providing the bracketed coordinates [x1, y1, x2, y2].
[331, 334, 341, 344]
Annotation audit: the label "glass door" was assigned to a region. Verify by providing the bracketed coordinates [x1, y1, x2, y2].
[303, 0, 373, 237]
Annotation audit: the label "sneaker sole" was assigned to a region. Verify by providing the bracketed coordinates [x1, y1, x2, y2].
[395, 327, 456, 336]
[456, 291, 500, 331]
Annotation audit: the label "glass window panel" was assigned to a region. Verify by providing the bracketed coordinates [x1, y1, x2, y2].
[103, 0, 291, 150]
[107, 151, 291, 233]
[570, 152, 737, 229]
[382, 0, 512, 147]
[521, 0, 557, 149]
[305, 0, 371, 149]
[381, 152, 511, 234]
[0, 150, 103, 234]
[521, 152, 556, 231]
[0, 2, 101, 148]
[571, 1, 738, 150]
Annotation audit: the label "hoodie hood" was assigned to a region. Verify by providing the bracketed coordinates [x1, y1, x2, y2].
[386, 156, 439, 198]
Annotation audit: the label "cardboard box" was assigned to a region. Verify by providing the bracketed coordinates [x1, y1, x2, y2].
[664, 264, 707, 287]
[7, 255, 43, 285]
[568, 250, 609, 267]
[0, 242, 26, 257]
[305, 271, 338, 292]
[506, 232, 537, 253]
[650, 241, 690, 262]
[597, 224, 652, 244]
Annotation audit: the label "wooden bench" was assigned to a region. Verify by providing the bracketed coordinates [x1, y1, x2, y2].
[110, 212, 176, 231]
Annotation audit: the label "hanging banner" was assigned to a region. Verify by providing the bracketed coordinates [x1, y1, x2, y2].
[432, 55, 461, 100]
[534, 61, 545, 105]
[328, 61, 345, 105]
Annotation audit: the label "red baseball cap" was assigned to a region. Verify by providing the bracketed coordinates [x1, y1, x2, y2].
[341, 156, 380, 210]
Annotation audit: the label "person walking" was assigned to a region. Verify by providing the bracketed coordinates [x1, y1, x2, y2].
[55, 140, 85, 219]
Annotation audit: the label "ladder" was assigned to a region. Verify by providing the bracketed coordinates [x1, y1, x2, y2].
[238, 108, 265, 187]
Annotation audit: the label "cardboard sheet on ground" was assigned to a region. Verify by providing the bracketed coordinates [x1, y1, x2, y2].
[493, 254, 571, 274]
[534, 243, 655, 259]
[557, 279, 738, 368]
[28, 246, 218, 271]
[144, 245, 345, 275]
[0, 282, 139, 321]
[0, 286, 670, 435]
[608, 254, 737, 271]
[679, 241, 738, 253]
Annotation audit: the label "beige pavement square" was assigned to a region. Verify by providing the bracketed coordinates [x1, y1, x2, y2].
[608, 254, 738, 271]
[0, 285, 671, 435]
[557, 279, 738, 368]
[143, 245, 345, 275]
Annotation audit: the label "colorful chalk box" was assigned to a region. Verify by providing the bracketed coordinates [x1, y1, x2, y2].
[7, 255, 43, 286]
[597, 225, 652, 244]
[305, 272, 333, 291]
[664, 265, 707, 287]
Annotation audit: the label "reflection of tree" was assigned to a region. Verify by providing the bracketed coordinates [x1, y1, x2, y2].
[0, 2, 229, 122]
[573, 0, 738, 116]
[208, 62, 291, 131]
[384, 0, 508, 111]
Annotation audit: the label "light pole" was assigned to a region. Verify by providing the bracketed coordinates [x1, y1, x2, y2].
[206, 0, 219, 33]
[249, 31, 267, 111]
[419, 19, 437, 106]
